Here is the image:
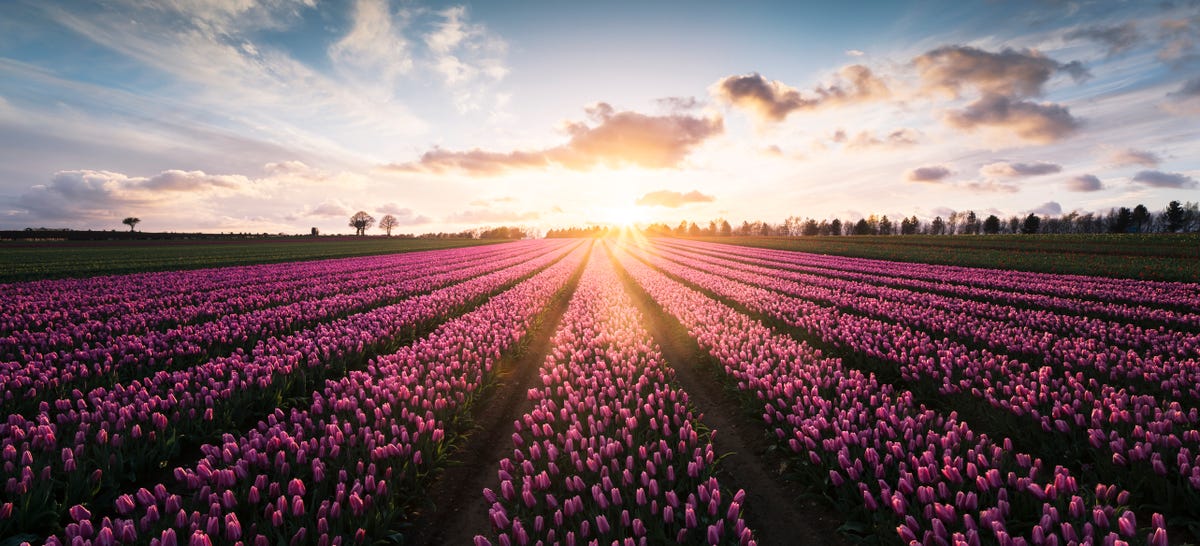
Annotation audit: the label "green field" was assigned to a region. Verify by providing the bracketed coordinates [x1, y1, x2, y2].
[689, 233, 1200, 282]
[0, 237, 504, 282]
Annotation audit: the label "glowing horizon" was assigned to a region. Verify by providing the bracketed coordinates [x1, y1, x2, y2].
[0, 1, 1197, 235]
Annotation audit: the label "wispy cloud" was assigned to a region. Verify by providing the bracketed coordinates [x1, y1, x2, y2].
[1106, 147, 1161, 167]
[635, 190, 715, 208]
[386, 103, 723, 175]
[1065, 22, 1141, 56]
[422, 5, 509, 113]
[980, 161, 1062, 177]
[446, 208, 540, 223]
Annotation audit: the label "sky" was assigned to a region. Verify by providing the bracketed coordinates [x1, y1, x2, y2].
[0, 0, 1198, 235]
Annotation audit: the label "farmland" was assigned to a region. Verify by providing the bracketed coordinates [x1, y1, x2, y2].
[691, 234, 1200, 282]
[0, 237, 502, 283]
[1, 235, 1196, 545]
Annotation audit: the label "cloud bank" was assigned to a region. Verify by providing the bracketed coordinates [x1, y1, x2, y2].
[387, 103, 723, 175]
[711, 65, 889, 122]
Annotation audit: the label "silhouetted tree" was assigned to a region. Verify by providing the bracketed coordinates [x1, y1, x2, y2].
[983, 214, 1000, 234]
[122, 217, 141, 232]
[829, 219, 842, 236]
[379, 214, 399, 236]
[964, 211, 979, 235]
[1164, 200, 1186, 232]
[1131, 204, 1150, 233]
[688, 222, 701, 236]
[878, 215, 893, 235]
[349, 211, 375, 235]
[719, 220, 732, 236]
[930, 216, 945, 235]
[853, 218, 871, 235]
[1021, 213, 1041, 234]
[1110, 207, 1132, 233]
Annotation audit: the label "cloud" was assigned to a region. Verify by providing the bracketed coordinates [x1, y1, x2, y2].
[15, 169, 251, 221]
[422, 5, 509, 112]
[845, 49, 865, 57]
[906, 165, 953, 182]
[1131, 170, 1198, 188]
[1066, 174, 1103, 192]
[1028, 201, 1063, 215]
[446, 208, 540, 223]
[962, 179, 1019, 193]
[980, 161, 1062, 177]
[1157, 16, 1199, 63]
[711, 65, 889, 122]
[375, 203, 430, 225]
[310, 201, 351, 217]
[655, 96, 702, 112]
[635, 190, 715, 208]
[1107, 148, 1161, 167]
[386, 104, 723, 175]
[1065, 22, 1141, 56]
[944, 94, 1080, 143]
[835, 128, 921, 149]
[328, 0, 413, 87]
[1165, 77, 1200, 115]
[914, 45, 1087, 99]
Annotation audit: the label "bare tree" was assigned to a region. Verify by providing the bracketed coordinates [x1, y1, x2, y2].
[349, 211, 375, 236]
[379, 214, 399, 236]
[122, 217, 140, 232]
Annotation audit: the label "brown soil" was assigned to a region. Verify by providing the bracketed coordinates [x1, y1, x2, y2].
[610, 252, 853, 546]
[404, 246, 589, 545]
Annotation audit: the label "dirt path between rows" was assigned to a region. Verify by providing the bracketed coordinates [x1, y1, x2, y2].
[405, 245, 590, 545]
[609, 249, 851, 546]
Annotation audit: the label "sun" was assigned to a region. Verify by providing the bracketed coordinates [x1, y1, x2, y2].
[600, 206, 649, 228]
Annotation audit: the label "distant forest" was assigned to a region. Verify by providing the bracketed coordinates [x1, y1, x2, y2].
[605, 200, 1200, 238]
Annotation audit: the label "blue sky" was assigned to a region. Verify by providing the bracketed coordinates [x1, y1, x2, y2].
[0, 0, 1197, 233]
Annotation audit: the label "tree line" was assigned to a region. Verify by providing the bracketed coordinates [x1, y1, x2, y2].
[344, 211, 526, 239]
[641, 200, 1199, 237]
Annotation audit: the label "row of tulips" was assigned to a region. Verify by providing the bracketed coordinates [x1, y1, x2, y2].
[611, 242, 1170, 546]
[648, 243, 1200, 412]
[0, 240, 580, 539]
[631, 242, 1200, 502]
[0, 242, 520, 341]
[0, 241, 561, 413]
[657, 241, 1198, 363]
[477, 247, 755, 546]
[38, 241, 591, 546]
[662, 240, 1200, 328]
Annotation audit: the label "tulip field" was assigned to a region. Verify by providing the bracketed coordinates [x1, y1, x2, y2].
[1, 236, 1196, 545]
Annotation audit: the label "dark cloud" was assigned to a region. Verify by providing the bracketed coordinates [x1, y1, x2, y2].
[385, 104, 722, 175]
[980, 161, 1062, 177]
[635, 189, 715, 208]
[906, 165, 952, 182]
[1166, 77, 1200, 114]
[944, 94, 1080, 143]
[1066, 174, 1103, 192]
[1028, 201, 1063, 215]
[1065, 22, 1141, 56]
[1132, 170, 1198, 188]
[1107, 148, 1161, 167]
[711, 65, 889, 122]
[914, 45, 1088, 99]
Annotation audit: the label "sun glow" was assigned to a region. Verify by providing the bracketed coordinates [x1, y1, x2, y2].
[600, 206, 649, 228]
